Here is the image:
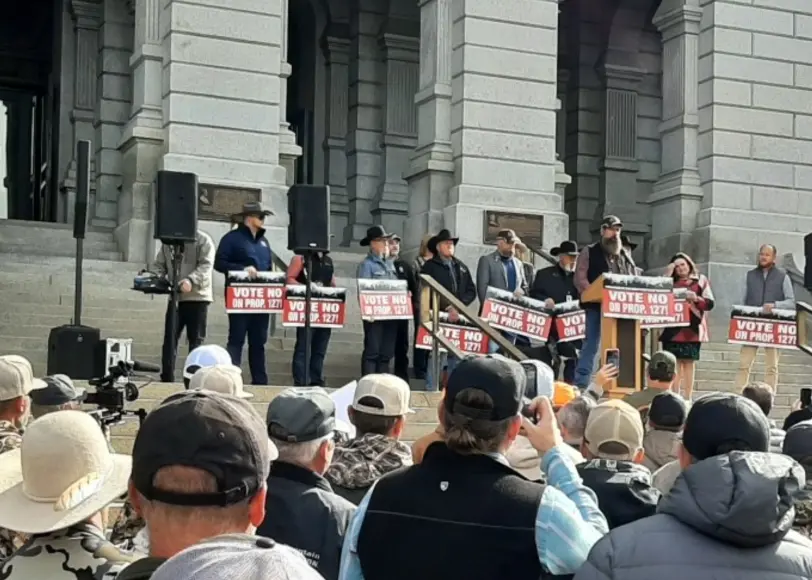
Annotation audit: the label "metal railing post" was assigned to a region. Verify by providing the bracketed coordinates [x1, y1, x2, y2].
[431, 290, 441, 386]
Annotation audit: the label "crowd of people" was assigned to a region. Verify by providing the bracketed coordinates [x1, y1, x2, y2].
[0, 342, 810, 580]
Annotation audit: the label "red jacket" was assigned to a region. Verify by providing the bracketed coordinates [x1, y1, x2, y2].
[660, 275, 714, 343]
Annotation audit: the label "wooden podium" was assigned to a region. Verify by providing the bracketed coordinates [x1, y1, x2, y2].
[582, 273, 675, 398]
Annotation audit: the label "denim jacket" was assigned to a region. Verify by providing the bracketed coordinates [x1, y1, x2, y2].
[357, 253, 398, 280]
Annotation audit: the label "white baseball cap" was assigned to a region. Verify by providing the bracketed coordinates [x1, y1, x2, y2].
[183, 345, 233, 379]
[189, 365, 253, 399]
[0, 357, 47, 402]
[351, 374, 414, 416]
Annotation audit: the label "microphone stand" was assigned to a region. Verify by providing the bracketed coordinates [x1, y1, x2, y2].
[303, 251, 314, 386]
[160, 243, 184, 382]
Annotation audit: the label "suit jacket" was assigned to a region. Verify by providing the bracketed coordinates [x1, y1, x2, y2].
[476, 251, 529, 306]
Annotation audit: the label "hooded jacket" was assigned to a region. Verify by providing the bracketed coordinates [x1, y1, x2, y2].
[769, 420, 786, 454]
[574, 451, 812, 580]
[642, 429, 680, 473]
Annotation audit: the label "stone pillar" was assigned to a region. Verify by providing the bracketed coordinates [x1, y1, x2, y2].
[342, 0, 385, 245]
[62, 0, 101, 225]
[596, 63, 646, 234]
[116, 0, 164, 262]
[446, 0, 568, 268]
[648, 1, 702, 267]
[278, 0, 302, 184]
[555, 69, 571, 204]
[160, 0, 289, 254]
[373, 20, 419, 236]
[403, 0, 454, 255]
[321, 28, 351, 238]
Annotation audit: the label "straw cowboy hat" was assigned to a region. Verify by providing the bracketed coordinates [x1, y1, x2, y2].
[0, 410, 131, 534]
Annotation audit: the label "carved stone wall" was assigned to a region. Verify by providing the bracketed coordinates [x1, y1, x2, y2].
[322, 28, 350, 236]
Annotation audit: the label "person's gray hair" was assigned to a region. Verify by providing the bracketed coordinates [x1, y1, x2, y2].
[31, 401, 81, 419]
[557, 396, 595, 442]
[271, 433, 332, 467]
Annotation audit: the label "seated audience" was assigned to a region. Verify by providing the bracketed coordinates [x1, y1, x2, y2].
[149, 534, 322, 580]
[339, 357, 608, 580]
[642, 391, 686, 473]
[578, 399, 660, 528]
[782, 420, 812, 538]
[29, 374, 86, 418]
[326, 374, 414, 504]
[0, 411, 135, 577]
[116, 390, 274, 580]
[742, 382, 784, 452]
[575, 393, 812, 580]
[623, 351, 678, 422]
[259, 387, 356, 580]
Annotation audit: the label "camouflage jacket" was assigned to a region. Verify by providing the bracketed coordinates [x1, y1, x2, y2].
[0, 421, 24, 563]
[109, 499, 147, 553]
[325, 432, 412, 490]
[0, 523, 137, 580]
[794, 486, 812, 539]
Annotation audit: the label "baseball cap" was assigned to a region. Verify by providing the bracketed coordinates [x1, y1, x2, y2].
[600, 215, 623, 228]
[584, 399, 645, 460]
[267, 387, 336, 443]
[648, 391, 687, 431]
[29, 374, 86, 406]
[352, 374, 414, 416]
[183, 345, 233, 379]
[0, 358, 45, 402]
[553, 382, 577, 408]
[445, 357, 524, 421]
[648, 350, 677, 382]
[497, 229, 517, 243]
[682, 393, 770, 461]
[149, 534, 318, 580]
[189, 365, 253, 399]
[783, 420, 812, 462]
[132, 390, 276, 506]
[0, 355, 47, 396]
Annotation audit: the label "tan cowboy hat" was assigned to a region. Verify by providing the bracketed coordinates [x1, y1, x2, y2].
[0, 410, 131, 534]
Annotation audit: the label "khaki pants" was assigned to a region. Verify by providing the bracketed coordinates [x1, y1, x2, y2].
[735, 345, 780, 389]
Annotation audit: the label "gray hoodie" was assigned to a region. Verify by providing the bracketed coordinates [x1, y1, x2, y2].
[575, 451, 812, 580]
[642, 429, 680, 473]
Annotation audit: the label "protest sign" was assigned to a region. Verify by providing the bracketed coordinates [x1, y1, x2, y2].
[480, 286, 552, 342]
[358, 279, 413, 320]
[282, 285, 347, 328]
[727, 305, 797, 349]
[225, 271, 285, 314]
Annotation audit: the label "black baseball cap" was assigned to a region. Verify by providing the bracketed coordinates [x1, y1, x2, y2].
[783, 420, 812, 461]
[132, 390, 276, 506]
[648, 391, 687, 431]
[266, 387, 336, 443]
[648, 351, 677, 382]
[682, 393, 770, 461]
[29, 374, 85, 406]
[445, 357, 524, 421]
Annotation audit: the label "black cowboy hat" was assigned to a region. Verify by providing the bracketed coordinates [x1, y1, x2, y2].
[550, 240, 579, 256]
[237, 201, 273, 217]
[621, 234, 638, 251]
[360, 225, 395, 247]
[428, 229, 459, 254]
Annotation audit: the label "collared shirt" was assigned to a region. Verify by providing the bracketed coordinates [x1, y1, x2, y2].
[357, 253, 397, 281]
[337, 445, 608, 579]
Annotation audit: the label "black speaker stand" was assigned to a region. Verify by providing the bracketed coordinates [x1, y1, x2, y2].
[302, 251, 315, 386]
[161, 243, 185, 382]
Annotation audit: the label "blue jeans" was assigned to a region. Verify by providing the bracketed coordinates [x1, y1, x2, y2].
[426, 352, 459, 391]
[488, 331, 517, 353]
[573, 308, 601, 388]
[226, 313, 270, 385]
[292, 326, 331, 386]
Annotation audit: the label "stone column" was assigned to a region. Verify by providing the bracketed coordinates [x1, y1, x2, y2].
[321, 28, 351, 238]
[62, 0, 101, 225]
[116, 0, 164, 262]
[278, 0, 302, 184]
[403, 0, 454, 255]
[446, 0, 568, 269]
[596, 63, 645, 234]
[648, 0, 702, 267]
[373, 21, 419, 236]
[342, 0, 385, 245]
[555, 69, 571, 203]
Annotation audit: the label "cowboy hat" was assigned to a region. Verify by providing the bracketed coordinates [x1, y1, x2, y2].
[428, 229, 459, 254]
[550, 240, 579, 256]
[0, 410, 131, 534]
[234, 201, 273, 219]
[360, 225, 395, 247]
[620, 234, 638, 251]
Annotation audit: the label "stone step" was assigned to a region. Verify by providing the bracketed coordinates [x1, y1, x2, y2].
[0, 242, 121, 261]
[0, 219, 115, 244]
[695, 359, 812, 373]
[695, 368, 811, 385]
[694, 379, 802, 399]
[0, 254, 138, 270]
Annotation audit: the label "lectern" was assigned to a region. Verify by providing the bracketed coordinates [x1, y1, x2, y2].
[581, 273, 675, 398]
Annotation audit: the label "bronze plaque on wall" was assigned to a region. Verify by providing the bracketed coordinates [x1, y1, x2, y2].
[198, 184, 261, 223]
[483, 211, 544, 248]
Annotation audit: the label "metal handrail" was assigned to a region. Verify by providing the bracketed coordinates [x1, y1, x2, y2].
[797, 301, 812, 358]
[269, 253, 289, 336]
[525, 244, 556, 266]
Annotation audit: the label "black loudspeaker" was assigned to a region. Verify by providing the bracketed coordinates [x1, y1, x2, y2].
[288, 184, 330, 254]
[47, 325, 101, 380]
[73, 140, 90, 239]
[804, 233, 812, 290]
[154, 170, 198, 244]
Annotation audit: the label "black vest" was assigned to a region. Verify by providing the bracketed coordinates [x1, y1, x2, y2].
[586, 243, 610, 286]
[357, 443, 547, 580]
[296, 254, 334, 286]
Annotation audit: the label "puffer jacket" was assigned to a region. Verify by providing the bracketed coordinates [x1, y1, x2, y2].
[794, 468, 812, 538]
[574, 451, 812, 580]
[642, 429, 680, 473]
[769, 421, 786, 453]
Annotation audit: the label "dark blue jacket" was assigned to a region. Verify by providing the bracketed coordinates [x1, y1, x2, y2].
[214, 225, 273, 280]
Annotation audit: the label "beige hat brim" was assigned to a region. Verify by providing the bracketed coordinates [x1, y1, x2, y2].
[29, 378, 48, 392]
[0, 449, 22, 494]
[238, 390, 254, 399]
[0, 453, 132, 535]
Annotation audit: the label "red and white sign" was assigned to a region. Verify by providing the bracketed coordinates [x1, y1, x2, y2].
[415, 320, 490, 355]
[602, 279, 675, 321]
[282, 285, 347, 328]
[642, 289, 691, 329]
[358, 279, 413, 321]
[480, 287, 552, 342]
[554, 305, 586, 343]
[225, 271, 285, 314]
[727, 306, 797, 350]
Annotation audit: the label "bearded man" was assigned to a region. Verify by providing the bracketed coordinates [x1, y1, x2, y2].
[572, 216, 637, 389]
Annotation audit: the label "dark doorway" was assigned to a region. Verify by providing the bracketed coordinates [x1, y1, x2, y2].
[288, 0, 317, 184]
[0, 0, 60, 222]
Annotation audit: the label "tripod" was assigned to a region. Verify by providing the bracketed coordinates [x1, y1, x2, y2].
[160, 243, 185, 382]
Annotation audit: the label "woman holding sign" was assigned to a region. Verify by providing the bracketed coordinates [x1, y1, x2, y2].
[659, 253, 715, 399]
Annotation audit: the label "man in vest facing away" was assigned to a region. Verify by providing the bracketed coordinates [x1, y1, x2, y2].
[572, 215, 637, 389]
[338, 356, 608, 580]
[735, 244, 795, 390]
